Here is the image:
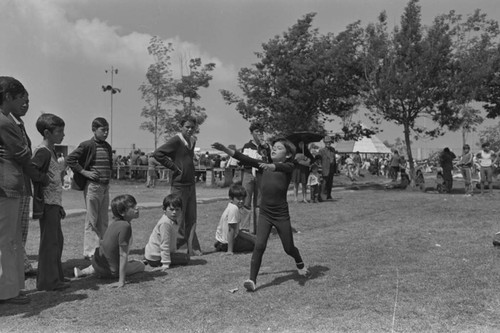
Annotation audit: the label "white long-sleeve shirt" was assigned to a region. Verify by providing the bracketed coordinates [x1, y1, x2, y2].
[144, 215, 180, 265]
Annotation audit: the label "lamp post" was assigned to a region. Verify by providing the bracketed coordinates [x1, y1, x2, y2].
[102, 66, 121, 147]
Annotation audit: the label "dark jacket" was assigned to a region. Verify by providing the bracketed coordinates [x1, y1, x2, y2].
[154, 134, 196, 186]
[66, 138, 113, 190]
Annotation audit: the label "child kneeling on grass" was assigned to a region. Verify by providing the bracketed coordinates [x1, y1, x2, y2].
[143, 194, 190, 271]
[214, 183, 256, 254]
[74, 194, 145, 288]
[212, 138, 309, 292]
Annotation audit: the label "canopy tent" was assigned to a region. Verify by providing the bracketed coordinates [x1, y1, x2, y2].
[334, 135, 391, 154]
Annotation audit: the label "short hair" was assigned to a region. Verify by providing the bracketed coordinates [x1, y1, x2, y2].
[0, 76, 27, 104]
[463, 144, 470, 149]
[310, 164, 318, 171]
[36, 113, 65, 136]
[111, 194, 137, 220]
[272, 137, 296, 160]
[180, 115, 197, 127]
[482, 142, 490, 148]
[162, 194, 182, 210]
[92, 117, 109, 131]
[228, 183, 247, 200]
[249, 122, 264, 133]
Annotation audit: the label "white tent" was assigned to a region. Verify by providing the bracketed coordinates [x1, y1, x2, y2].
[334, 135, 391, 154]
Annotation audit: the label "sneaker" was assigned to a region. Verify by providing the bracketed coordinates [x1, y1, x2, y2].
[297, 266, 310, 277]
[0, 294, 30, 305]
[243, 279, 256, 292]
[74, 267, 82, 278]
[493, 233, 500, 247]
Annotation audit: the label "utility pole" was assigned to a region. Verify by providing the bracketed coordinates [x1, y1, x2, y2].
[102, 67, 120, 147]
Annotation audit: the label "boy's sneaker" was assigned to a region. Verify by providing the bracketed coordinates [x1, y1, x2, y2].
[74, 267, 82, 278]
[493, 233, 500, 247]
[297, 266, 310, 277]
[243, 279, 256, 292]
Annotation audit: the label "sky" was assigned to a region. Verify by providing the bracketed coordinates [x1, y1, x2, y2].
[2, 0, 500, 156]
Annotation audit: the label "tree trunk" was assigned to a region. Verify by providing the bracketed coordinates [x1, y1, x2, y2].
[403, 124, 415, 185]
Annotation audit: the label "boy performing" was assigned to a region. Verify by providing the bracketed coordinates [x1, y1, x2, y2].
[214, 183, 256, 254]
[212, 138, 309, 292]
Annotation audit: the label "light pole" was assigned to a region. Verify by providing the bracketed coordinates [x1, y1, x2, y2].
[102, 66, 121, 147]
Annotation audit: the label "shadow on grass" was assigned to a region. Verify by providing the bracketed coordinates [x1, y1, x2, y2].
[256, 265, 329, 291]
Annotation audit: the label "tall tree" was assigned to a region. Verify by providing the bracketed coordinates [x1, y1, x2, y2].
[169, 57, 215, 135]
[444, 9, 498, 144]
[362, 0, 460, 179]
[478, 121, 500, 151]
[221, 13, 370, 137]
[138, 36, 177, 149]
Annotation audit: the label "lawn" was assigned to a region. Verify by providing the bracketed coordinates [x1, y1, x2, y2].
[3, 178, 500, 332]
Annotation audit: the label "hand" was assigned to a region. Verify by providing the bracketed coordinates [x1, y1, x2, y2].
[107, 281, 125, 289]
[81, 170, 99, 181]
[259, 163, 276, 171]
[59, 207, 66, 219]
[212, 142, 226, 152]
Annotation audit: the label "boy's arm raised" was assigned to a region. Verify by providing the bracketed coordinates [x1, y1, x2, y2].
[212, 142, 262, 169]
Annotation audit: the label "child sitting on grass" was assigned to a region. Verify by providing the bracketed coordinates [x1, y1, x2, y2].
[143, 194, 190, 271]
[212, 138, 309, 292]
[214, 183, 256, 254]
[74, 194, 145, 288]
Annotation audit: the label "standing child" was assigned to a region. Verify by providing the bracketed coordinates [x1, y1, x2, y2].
[212, 138, 309, 292]
[66, 117, 112, 259]
[307, 164, 321, 203]
[456, 144, 474, 196]
[144, 194, 190, 270]
[74, 194, 145, 288]
[476, 142, 496, 195]
[31, 113, 69, 291]
[214, 183, 256, 254]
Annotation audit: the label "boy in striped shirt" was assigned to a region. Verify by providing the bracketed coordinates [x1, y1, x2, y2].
[67, 117, 113, 259]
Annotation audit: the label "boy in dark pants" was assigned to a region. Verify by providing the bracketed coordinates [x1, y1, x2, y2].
[213, 138, 309, 292]
[31, 113, 69, 291]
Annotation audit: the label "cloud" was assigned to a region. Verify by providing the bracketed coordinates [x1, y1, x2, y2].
[1, 0, 236, 83]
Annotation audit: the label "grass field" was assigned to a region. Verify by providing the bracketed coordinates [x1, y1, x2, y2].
[3, 176, 500, 332]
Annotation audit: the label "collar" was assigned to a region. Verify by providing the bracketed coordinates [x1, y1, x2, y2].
[9, 113, 22, 125]
[177, 133, 196, 149]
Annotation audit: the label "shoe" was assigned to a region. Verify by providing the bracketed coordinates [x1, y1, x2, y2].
[74, 267, 82, 278]
[52, 282, 70, 291]
[190, 250, 203, 257]
[297, 266, 310, 277]
[493, 233, 500, 247]
[243, 279, 256, 292]
[0, 295, 30, 305]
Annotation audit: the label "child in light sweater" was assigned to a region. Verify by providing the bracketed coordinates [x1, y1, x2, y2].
[144, 194, 190, 271]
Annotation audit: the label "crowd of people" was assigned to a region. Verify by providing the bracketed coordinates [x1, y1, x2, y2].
[1, 75, 498, 305]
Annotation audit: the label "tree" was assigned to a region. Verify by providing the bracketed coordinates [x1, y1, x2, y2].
[362, 0, 461, 180]
[478, 121, 500, 151]
[168, 57, 215, 135]
[443, 9, 498, 145]
[220, 13, 371, 138]
[139, 38, 216, 145]
[138, 36, 177, 150]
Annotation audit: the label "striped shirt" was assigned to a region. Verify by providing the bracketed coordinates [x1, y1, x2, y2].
[93, 143, 111, 184]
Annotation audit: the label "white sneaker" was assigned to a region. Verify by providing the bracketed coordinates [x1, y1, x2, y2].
[297, 266, 310, 277]
[74, 267, 82, 278]
[243, 279, 256, 292]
